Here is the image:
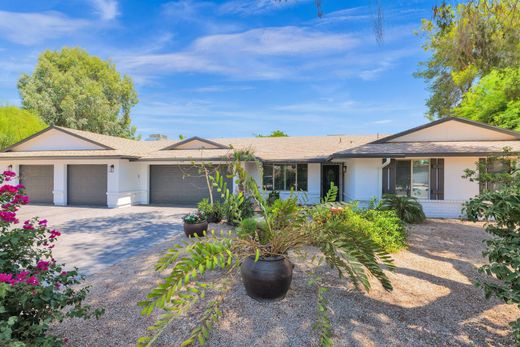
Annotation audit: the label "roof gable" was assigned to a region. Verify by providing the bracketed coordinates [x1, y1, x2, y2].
[4, 127, 112, 152]
[373, 118, 520, 143]
[161, 137, 230, 150]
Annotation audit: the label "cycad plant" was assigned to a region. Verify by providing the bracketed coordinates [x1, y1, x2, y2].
[378, 194, 426, 224]
[137, 164, 395, 347]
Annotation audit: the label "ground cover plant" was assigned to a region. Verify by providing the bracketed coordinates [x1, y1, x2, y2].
[0, 171, 103, 346]
[378, 194, 426, 224]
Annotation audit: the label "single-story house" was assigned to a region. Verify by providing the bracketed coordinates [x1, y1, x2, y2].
[1, 117, 519, 218]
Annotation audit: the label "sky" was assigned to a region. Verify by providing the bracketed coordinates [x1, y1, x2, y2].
[0, 0, 439, 139]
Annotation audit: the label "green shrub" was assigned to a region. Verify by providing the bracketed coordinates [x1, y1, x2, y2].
[361, 209, 407, 252]
[310, 204, 407, 253]
[197, 198, 224, 223]
[378, 194, 426, 224]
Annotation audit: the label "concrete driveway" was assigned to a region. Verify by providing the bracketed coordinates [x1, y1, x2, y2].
[15, 205, 194, 275]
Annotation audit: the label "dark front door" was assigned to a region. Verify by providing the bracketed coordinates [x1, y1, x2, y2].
[322, 165, 340, 201]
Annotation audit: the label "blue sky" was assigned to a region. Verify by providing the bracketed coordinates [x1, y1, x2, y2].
[0, 0, 437, 139]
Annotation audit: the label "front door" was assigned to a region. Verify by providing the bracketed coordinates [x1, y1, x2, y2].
[322, 165, 340, 201]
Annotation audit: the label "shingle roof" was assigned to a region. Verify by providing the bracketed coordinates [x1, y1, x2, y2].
[330, 141, 520, 158]
[0, 126, 381, 161]
[141, 135, 380, 162]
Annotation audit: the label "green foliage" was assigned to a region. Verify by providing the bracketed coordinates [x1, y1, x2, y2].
[0, 171, 103, 346]
[322, 182, 338, 203]
[0, 106, 46, 150]
[416, 0, 520, 119]
[379, 194, 426, 224]
[454, 68, 520, 131]
[139, 169, 395, 346]
[197, 199, 224, 223]
[18, 47, 139, 138]
[360, 209, 407, 253]
[255, 130, 289, 137]
[463, 152, 520, 343]
[465, 181, 520, 343]
[211, 171, 245, 226]
[183, 211, 207, 224]
[137, 230, 234, 347]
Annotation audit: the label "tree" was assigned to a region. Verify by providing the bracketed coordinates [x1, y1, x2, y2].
[464, 151, 520, 343]
[454, 68, 520, 131]
[256, 130, 289, 137]
[416, 0, 520, 120]
[0, 106, 46, 150]
[18, 47, 139, 138]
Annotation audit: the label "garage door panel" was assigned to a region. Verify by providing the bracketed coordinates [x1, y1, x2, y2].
[67, 165, 107, 206]
[19, 165, 54, 204]
[150, 165, 232, 205]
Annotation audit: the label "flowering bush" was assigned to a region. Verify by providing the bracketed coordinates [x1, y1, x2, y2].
[0, 171, 103, 346]
[182, 211, 207, 224]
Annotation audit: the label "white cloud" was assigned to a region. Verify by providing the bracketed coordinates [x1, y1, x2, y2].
[219, 0, 308, 16]
[117, 26, 359, 81]
[0, 11, 89, 45]
[89, 0, 119, 20]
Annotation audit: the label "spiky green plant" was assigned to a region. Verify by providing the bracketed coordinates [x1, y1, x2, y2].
[378, 194, 426, 224]
[138, 164, 395, 347]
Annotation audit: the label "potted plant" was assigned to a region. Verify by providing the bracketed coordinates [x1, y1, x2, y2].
[182, 211, 208, 237]
[138, 162, 395, 346]
[197, 198, 224, 223]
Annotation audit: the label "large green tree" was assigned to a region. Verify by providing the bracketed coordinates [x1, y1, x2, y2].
[0, 106, 46, 150]
[416, 0, 520, 120]
[18, 47, 139, 138]
[455, 67, 520, 130]
[256, 130, 289, 137]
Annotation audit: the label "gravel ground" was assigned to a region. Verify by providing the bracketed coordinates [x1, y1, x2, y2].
[52, 219, 519, 346]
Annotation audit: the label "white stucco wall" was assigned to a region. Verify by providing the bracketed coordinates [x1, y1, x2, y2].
[341, 158, 382, 205]
[389, 120, 517, 142]
[338, 156, 482, 218]
[10, 129, 104, 151]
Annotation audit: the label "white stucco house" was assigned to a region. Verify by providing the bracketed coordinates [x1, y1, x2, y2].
[1, 117, 519, 218]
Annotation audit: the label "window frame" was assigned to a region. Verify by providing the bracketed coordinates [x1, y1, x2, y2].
[395, 159, 431, 200]
[262, 163, 308, 192]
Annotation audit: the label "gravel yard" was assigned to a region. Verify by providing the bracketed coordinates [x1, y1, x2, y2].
[52, 219, 519, 346]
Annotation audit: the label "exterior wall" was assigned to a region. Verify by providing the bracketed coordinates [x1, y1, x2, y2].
[112, 160, 148, 207]
[245, 162, 321, 204]
[388, 120, 518, 142]
[10, 129, 104, 151]
[338, 156, 481, 218]
[341, 158, 382, 205]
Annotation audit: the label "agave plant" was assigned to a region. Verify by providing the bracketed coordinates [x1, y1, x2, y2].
[137, 163, 395, 346]
[378, 194, 426, 224]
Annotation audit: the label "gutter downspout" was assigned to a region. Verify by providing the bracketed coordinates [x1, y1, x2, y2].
[378, 158, 392, 201]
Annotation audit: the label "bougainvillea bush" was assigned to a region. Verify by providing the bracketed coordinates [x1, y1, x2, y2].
[0, 171, 103, 346]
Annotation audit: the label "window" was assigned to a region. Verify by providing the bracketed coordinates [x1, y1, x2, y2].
[263, 163, 308, 191]
[480, 158, 512, 193]
[395, 159, 430, 200]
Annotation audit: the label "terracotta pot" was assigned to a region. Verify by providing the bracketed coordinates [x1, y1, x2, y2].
[240, 255, 293, 301]
[183, 221, 208, 238]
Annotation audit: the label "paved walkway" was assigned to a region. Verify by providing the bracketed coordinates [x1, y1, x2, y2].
[16, 205, 194, 275]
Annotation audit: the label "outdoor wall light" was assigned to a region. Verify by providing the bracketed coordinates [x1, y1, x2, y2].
[7, 165, 12, 171]
[109, 164, 115, 173]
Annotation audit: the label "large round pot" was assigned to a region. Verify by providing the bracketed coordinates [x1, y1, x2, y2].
[183, 221, 208, 238]
[240, 255, 293, 301]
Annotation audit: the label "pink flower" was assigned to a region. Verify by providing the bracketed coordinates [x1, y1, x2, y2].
[13, 195, 29, 205]
[0, 273, 14, 285]
[61, 271, 68, 276]
[0, 185, 17, 194]
[38, 219, 48, 226]
[26, 276, 39, 286]
[36, 260, 50, 272]
[2, 171, 16, 182]
[16, 271, 30, 282]
[49, 229, 61, 239]
[0, 211, 18, 223]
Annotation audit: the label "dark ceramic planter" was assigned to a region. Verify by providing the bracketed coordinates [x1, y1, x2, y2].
[240, 255, 293, 301]
[207, 214, 221, 224]
[183, 221, 208, 238]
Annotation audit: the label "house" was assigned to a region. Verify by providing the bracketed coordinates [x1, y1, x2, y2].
[1, 117, 519, 218]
